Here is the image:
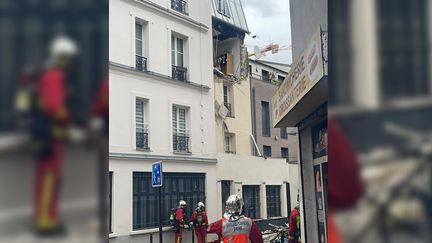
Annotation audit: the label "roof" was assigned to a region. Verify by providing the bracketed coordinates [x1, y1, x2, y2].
[211, 0, 249, 34]
[249, 59, 291, 74]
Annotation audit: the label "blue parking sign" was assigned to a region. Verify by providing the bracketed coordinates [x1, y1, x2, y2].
[152, 161, 163, 187]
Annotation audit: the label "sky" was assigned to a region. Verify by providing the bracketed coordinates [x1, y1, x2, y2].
[242, 0, 292, 65]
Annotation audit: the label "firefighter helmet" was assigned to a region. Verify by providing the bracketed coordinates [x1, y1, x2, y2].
[197, 202, 205, 210]
[224, 194, 244, 221]
[179, 200, 187, 208]
[49, 35, 78, 58]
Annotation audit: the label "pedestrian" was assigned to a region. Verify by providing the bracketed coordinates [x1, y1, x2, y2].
[288, 205, 301, 243]
[190, 202, 208, 243]
[208, 194, 263, 243]
[175, 200, 188, 243]
[33, 35, 77, 235]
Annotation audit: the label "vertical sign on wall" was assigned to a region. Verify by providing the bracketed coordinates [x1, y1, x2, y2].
[152, 161, 163, 243]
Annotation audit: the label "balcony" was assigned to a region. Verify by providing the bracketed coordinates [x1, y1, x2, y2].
[136, 130, 149, 150]
[224, 102, 233, 117]
[173, 130, 190, 153]
[172, 65, 188, 82]
[171, 0, 188, 15]
[136, 55, 147, 72]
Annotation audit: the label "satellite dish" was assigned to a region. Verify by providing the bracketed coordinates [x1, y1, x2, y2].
[254, 45, 263, 59]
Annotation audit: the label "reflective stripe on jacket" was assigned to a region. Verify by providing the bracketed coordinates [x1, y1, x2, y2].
[222, 217, 253, 243]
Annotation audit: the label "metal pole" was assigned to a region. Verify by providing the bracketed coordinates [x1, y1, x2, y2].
[159, 187, 163, 243]
[150, 234, 153, 243]
[191, 227, 195, 243]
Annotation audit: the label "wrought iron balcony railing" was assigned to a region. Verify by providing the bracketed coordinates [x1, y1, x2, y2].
[172, 65, 188, 82]
[136, 131, 149, 150]
[224, 102, 233, 117]
[136, 55, 147, 72]
[171, 0, 188, 15]
[173, 130, 190, 153]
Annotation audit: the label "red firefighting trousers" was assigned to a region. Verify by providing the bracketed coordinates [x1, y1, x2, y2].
[35, 141, 62, 230]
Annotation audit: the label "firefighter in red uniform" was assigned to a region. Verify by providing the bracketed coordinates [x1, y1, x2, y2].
[175, 200, 189, 243]
[208, 194, 263, 243]
[33, 36, 77, 234]
[328, 114, 364, 243]
[288, 205, 301, 243]
[190, 202, 208, 243]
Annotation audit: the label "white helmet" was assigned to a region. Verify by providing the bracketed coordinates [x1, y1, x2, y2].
[179, 200, 187, 208]
[49, 35, 78, 58]
[197, 202, 205, 210]
[224, 194, 244, 221]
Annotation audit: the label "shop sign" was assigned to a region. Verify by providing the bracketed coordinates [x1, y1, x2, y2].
[272, 28, 325, 126]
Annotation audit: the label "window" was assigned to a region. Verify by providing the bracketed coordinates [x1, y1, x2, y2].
[249, 65, 252, 75]
[171, 36, 184, 67]
[224, 133, 235, 153]
[281, 147, 289, 159]
[171, 35, 187, 81]
[171, 0, 188, 14]
[266, 186, 281, 218]
[172, 106, 190, 153]
[280, 128, 287, 139]
[261, 101, 271, 137]
[135, 22, 147, 71]
[216, 0, 230, 17]
[278, 75, 285, 83]
[109, 172, 113, 233]
[136, 98, 149, 150]
[133, 172, 205, 230]
[223, 85, 233, 117]
[263, 145, 272, 157]
[329, 0, 352, 106]
[221, 181, 231, 215]
[286, 183, 291, 218]
[261, 69, 270, 81]
[242, 185, 260, 219]
[377, 0, 429, 101]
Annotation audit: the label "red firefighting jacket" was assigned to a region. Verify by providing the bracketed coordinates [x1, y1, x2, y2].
[288, 208, 301, 243]
[191, 210, 208, 228]
[38, 68, 68, 121]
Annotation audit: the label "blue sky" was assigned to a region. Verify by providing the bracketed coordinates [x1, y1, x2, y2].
[242, 0, 292, 64]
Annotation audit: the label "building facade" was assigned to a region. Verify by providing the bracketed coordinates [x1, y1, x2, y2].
[249, 59, 297, 161]
[272, 0, 328, 243]
[212, 0, 299, 228]
[109, 0, 217, 242]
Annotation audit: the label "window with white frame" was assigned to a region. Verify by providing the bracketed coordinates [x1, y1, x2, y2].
[136, 98, 149, 150]
[135, 21, 147, 71]
[171, 36, 184, 67]
[172, 105, 190, 153]
[266, 185, 281, 218]
[215, 0, 230, 17]
[281, 147, 289, 159]
[171, 35, 187, 81]
[223, 84, 233, 117]
[224, 133, 235, 154]
[243, 185, 260, 219]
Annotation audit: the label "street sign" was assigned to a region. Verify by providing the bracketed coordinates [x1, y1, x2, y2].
[152, 161, 163, 187]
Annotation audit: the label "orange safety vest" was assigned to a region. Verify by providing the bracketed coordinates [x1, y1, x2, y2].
[222, 217, 253, 243]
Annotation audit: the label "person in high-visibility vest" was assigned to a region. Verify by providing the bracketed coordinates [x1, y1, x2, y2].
[288, 205, 301, 243]
[33, 36, 77, 235]
[190, 202, 208, 243]
[208, 194, 263, 243]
